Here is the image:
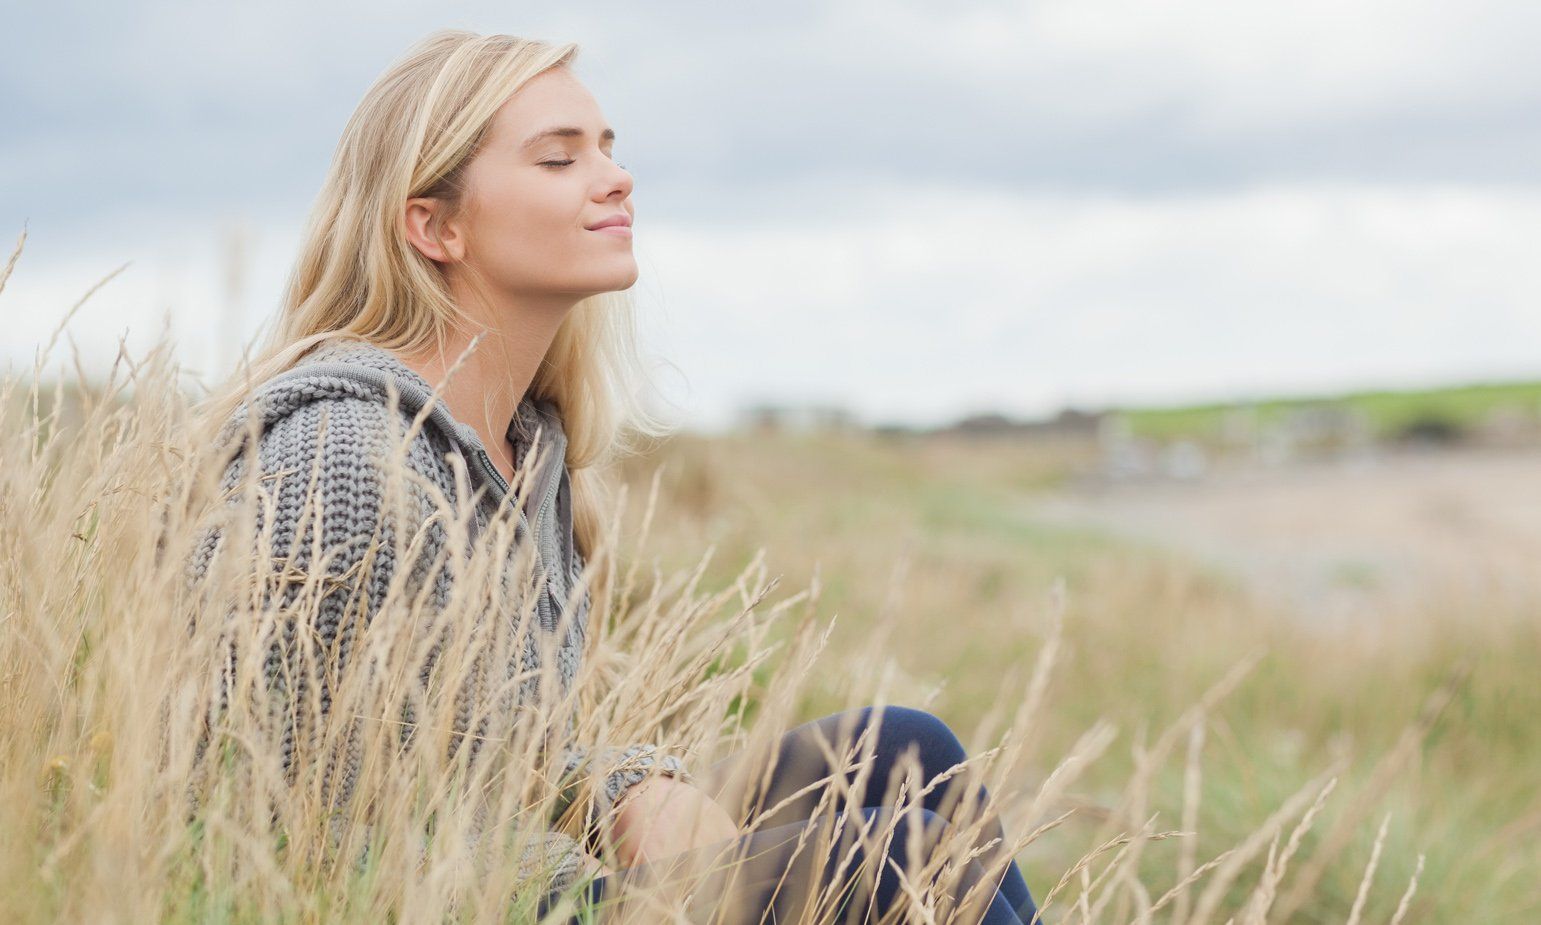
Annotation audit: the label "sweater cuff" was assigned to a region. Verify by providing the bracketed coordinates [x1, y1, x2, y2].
[552, 744, 694, 849]
[515, 829, 587, 896]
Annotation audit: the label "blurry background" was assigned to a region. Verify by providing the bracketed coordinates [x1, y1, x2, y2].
[7, 0, 1541, 619]
[5, 3, 1540, 920]
[5, 0, 1540, 429]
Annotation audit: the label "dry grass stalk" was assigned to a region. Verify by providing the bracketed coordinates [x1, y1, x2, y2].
[1344, 812, 1392, 925]
[1, 233, 1490, 923]
[1388, 852, 1425, 925]
[1272, 677, 1459, 922]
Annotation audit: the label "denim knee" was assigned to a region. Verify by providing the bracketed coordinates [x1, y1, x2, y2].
[869, 705, 967, 766]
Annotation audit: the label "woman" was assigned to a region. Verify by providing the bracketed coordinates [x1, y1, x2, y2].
[191, 29, 1040, 924]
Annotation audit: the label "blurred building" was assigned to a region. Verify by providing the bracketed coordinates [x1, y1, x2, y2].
[737, 402, 860, 435]
[938, 407, 1107, 440]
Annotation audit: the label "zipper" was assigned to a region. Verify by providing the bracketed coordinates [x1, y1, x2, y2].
[528, 454, 563, 555]
[524, 440, 566, 627]
[471, 446, 519, 525]
[473, 445, 557, 630]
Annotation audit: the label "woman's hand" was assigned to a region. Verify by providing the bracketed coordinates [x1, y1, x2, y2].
[575, 852, 615, 882]
[604, 776, 740, 869]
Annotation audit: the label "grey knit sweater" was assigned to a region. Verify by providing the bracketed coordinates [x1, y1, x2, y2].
[186, 337, 690, 895]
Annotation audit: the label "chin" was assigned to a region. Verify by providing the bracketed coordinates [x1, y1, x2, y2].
[601, 266, 641, 291]
[566, 260, 639, 295]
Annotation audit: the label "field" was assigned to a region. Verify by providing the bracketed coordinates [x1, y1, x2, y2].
[613, 430, 1540, 922]
[3, 258, 1535, 921]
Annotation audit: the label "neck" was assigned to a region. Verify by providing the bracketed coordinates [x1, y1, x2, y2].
[397, 277, 577, 459]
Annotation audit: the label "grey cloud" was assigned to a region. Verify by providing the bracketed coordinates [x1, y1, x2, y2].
[4, 0, 1540, 238]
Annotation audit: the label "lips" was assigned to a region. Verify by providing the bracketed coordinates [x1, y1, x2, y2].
[586, 213, 632, 231]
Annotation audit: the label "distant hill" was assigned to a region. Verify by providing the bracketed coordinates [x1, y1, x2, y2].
[1115, 379, 1541, 445]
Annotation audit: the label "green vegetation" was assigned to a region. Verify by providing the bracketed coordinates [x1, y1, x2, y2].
[1117, 379, 1541, 443]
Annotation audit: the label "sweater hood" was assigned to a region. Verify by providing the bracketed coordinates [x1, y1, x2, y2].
[214, 338, 579, 593]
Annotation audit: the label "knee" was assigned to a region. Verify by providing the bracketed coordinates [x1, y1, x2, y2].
[867, 705, 966, 765]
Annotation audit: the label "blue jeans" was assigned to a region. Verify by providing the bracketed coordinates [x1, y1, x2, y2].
[537, 706, 1040, 924]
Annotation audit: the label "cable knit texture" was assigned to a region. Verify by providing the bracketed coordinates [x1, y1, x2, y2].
[184, 337, 691, 899]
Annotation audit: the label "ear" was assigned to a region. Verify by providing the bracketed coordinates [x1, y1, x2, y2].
[404, 197, 466, 264]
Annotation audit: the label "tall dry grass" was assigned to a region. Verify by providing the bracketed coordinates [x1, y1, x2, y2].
[614, 428, 1539, 922]
[4, 230, 1518, 922]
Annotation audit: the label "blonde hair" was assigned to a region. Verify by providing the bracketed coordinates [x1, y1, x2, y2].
[192, 28, 676, 572]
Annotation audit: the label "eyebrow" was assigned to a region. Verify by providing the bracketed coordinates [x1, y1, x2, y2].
[520, 125, 616, 150]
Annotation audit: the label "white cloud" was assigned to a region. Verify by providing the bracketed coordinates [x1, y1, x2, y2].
[638, 178, 1541, 429]
[6, 178, 1538, 430]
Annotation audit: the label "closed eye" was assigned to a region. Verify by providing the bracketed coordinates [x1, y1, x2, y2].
[539, 158, 628, 170]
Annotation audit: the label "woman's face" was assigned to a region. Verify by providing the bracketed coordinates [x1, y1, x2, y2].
[432, 66, 637, 302]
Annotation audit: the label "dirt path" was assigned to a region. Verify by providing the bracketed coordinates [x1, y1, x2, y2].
[1024, 446, 1541, 623]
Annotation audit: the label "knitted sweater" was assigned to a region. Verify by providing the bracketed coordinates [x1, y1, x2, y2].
[185, 337, 690, 896]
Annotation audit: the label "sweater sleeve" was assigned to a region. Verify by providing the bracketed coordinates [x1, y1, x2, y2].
[515, 829, 588, 897]
[544, 712, 696, 852]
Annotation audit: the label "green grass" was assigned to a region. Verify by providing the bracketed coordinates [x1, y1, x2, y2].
[1118, 379, 1541, 443]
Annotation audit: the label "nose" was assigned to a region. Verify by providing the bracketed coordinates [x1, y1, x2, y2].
[602, 160, 633, 200]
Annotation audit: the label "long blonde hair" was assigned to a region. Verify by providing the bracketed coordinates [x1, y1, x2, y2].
[191, 28, 675, 570]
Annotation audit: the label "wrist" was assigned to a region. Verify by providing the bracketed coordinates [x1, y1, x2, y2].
[610, 776, 651, 814]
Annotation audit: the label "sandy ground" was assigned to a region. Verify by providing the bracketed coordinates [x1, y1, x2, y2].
[1024, 445, 1541, 624]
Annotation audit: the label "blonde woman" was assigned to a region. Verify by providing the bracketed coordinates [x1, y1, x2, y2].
[189, 29, 1039, 924]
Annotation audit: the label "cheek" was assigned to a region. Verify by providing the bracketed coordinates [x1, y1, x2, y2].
[472, 179, 573, 257]
[465, 185, 564, 262]
[463, 176, 599, 287]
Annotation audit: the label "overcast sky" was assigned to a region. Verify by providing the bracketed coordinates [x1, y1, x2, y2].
[4, 0, 1540, 430]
